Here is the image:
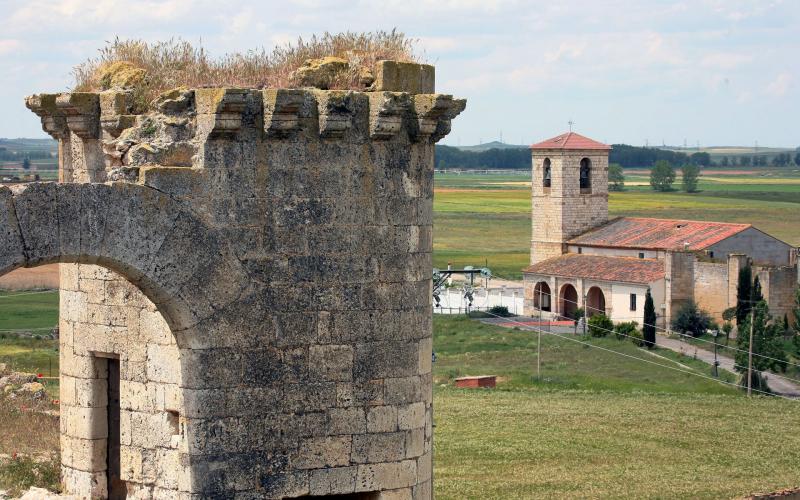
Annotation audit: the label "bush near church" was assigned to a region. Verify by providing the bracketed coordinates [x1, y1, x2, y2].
[588, 314, 614, 337]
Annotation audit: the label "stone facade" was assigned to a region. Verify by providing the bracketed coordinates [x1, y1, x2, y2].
[1, 61, 465, 498]
[530, 149, 609, 264]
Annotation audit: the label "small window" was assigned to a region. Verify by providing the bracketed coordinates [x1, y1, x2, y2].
[638, 252, 645, 259]
[708, 251, 714, 259]
[580, 157, 591, 191]
[629, 294, 637, 311]
[543, 158, 552, 188]
[578, 247, 583, 254]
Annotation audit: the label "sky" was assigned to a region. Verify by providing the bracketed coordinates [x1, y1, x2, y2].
[0, 0, 798, 147]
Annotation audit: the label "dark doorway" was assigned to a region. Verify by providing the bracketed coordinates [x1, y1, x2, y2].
[107, 357, 126, 499]
[560, 284, 579, 319]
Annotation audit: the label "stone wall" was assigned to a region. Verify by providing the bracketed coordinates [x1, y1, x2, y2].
[694, 260, 729, 321]
[708, 227, 795, 266]
[8, 61, 465, 499]
[530, 149, 609, 264]
[757, 266, 799, 327]
[59, 264, 181, 497]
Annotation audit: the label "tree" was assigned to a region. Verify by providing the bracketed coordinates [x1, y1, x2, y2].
[22, 157, 31, 170]
[608, 163, 625, 191]
[671, 300, 713, 338]
[689, 152, 710, 166]
[734, 300, 788, 390]
[740, 156, 752, 167]
[650, 160, 675, 192]
[720, 156, 729, 167]
[643, 289, 656, 348]
[752, 275, 763, 303]
[722, 307, 736, 343]
[681, 163, 700, 192]
[736, 264, 753, 325]
[794, 150, 800, 166]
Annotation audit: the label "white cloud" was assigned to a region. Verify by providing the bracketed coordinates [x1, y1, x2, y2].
[0, 39, 21, 56]
[766, 73, 792, 97]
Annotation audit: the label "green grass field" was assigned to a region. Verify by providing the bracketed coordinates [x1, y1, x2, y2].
[434, 169, 800, 279]
[432, 315, 800, 499]
[0, 290, 59, 332]
[0, 290, 59, 377]
[434, 389, 800, 499]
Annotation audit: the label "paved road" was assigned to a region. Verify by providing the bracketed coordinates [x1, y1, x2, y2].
[656, 335, 800, 398]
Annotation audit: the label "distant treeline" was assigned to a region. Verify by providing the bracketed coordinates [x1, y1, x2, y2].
[0, 147, 53, 161]
[435, 145, 530, 169]
[434, 143, 717, 170]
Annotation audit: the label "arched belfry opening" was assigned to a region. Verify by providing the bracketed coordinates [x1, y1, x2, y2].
[543, 158, 552, 188]
[580, 157, 592, 192]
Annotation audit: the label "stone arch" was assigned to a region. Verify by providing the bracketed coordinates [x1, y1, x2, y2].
[0, 182, 253, 497]
[559, 283, 578, 319]
[543, 158, 552, 188]
[580, 157, 591, 192]
[533, 281, 552, 312]
[0, 182, 246, 333]
[586, 286, 606, 317]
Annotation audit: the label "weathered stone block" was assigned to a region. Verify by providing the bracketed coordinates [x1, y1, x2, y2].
[374, 61, 435, 94]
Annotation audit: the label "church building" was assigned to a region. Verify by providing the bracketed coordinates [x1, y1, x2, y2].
[522, 132, 799, 328]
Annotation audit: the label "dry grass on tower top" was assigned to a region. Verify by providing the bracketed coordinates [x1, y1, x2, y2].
[72, 30, 422, 111]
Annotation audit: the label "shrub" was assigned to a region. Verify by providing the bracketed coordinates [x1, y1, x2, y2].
[488, 305, 512, 317]
[671, 300, 713, 338]
[614, 321, 639, 341]
[628, 329, 645, 347]
[573, 308, 585, 320]
[72, 31, 421, 111]
[588, 314, 614, 338]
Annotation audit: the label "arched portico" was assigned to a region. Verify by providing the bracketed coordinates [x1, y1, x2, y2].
[586, 286, 606, 317]
[559, 283, 579, 319]
[533, 281, 552, 312]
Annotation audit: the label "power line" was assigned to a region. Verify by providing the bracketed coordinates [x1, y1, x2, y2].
[527, 288, 800, 370]
[517, 302, 800, 386]
[480, 310, 797, 401]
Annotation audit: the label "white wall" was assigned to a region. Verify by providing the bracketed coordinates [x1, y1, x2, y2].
[609, 283, 648, 324]
[566, 245, 662, 259]
[434, 287, 525, 315]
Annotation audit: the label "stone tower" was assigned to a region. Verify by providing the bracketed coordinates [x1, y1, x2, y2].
[4, 61, 465, 499]
[530, 132, 611, 264]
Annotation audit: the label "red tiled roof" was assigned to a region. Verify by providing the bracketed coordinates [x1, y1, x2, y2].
[530, 132, 611, 150]
[523, 254, 664, 284]
[569, 217, 751, 251]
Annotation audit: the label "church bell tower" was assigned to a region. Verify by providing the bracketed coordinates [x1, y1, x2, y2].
[530, 131, 611, 264]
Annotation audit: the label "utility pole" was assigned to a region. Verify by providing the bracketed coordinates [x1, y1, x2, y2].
[538, 287, 543, 380]
[747, 307, 755, 397]
[582, 291, 588, 337]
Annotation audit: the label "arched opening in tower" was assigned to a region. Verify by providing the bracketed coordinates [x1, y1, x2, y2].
[579, 157, 592, 193]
